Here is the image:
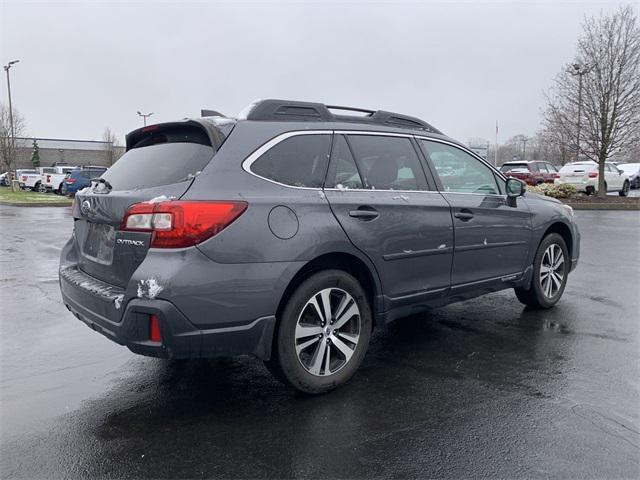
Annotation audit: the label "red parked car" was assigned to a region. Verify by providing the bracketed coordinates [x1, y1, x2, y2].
[499, 161, 559, 185]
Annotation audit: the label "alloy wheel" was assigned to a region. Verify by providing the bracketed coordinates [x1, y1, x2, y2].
[295, 287, 361, 377]
[539, 244, 565, 298]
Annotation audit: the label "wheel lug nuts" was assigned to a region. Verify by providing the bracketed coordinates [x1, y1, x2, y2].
[326, 338, 331, 344]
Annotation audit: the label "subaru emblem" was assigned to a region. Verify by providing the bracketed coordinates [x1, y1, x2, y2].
[81, 200, 92, 216]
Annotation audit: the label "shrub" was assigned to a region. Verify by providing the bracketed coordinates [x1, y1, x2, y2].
[527, 183, 577, 199]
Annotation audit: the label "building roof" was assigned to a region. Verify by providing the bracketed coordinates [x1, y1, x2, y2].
[14, 137, 114, 151]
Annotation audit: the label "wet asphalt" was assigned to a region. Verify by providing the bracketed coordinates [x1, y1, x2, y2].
[1, 204, 639, 479]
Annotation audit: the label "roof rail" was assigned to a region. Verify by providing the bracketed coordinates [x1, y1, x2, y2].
[243, 99, 441, 134]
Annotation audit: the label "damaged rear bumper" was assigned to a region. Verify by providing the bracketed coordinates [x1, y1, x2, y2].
[59, 266, 276, 360]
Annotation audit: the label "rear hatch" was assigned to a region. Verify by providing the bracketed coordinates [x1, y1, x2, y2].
[558, 163, 596, 182]
[500, 163, 530, 181]
[72, 121, 230, 288]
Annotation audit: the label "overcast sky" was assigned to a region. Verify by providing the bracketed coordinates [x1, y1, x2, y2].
[0, 0, 633, 145]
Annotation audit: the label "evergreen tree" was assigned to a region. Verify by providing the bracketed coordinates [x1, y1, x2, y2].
[31, 138, 40, 168]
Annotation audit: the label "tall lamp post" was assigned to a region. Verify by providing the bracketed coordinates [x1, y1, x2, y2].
[569, 63, 593, 162]
[522, 137, 529, 161]
[3, 60, 20, 175]
[137, 111, 153, 126]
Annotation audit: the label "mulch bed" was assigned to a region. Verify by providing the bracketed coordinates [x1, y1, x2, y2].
[561, 194, 640, 210]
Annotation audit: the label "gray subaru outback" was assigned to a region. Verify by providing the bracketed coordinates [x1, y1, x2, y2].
[59, 99, 580, 394]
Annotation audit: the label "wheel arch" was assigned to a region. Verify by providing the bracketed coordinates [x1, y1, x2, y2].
[276, 252, 383, 329]
[542, 221, 573, 260]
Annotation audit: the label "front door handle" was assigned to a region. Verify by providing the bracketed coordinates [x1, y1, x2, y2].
[454, 210, 474, 221]
[349, 207, 379, 220]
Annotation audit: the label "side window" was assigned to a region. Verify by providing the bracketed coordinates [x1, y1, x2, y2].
[325, 135, 364, 189]
[530, 163, 540, 172]
[346, 135, 428, 191]
[250, 134, 331, 188]
[546, 163, 557, 173]
[420, 140, 500, 195]
[537, 163, 548, 173]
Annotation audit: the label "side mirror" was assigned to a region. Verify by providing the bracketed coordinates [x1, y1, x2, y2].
[506, 177, 526, 197]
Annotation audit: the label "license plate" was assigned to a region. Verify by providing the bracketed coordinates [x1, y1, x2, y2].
[83, 223, 115, 265]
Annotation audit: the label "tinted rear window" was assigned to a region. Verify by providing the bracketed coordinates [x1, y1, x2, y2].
[102, 125, 213, 190]
[560, 163, 596, 173]
[500, 163, 528, 172]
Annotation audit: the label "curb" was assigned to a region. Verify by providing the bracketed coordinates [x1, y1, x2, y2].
[564, 203, 640, 211]
[0, 201, 72, 207]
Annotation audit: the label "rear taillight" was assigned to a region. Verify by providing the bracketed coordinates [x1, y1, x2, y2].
[554, 174, 561, 179]
[66, 178, 76, 184]
[149, 314, 162, 343]
[21, 176, 27, 181]
[121, 200, 248, 248]
[588, 172, 598, 178]
[46, 175, 51, 182]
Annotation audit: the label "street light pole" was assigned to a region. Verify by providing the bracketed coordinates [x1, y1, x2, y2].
[3, 60, 19, 151]
[569, 63, 593, 162]
[137, 111, 153, 126]
[522, 137, 528, 161]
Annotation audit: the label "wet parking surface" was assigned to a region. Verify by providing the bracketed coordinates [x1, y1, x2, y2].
[1, 205, 639, 479]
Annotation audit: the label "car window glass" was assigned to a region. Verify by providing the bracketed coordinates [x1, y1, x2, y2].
[346, 135, 428, 191]
[420, 140, 500, 195]
[547, 164, 557, 173]
[326, 135, 363, 189]
[529, 163, 539, 172]
[251, 134, 331, 188]
[537, 163, 548, 173]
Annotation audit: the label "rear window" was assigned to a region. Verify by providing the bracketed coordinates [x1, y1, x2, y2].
[559, 163, 596, 173]
[500, 163, 528, 172]
[102, 125, 214, 190]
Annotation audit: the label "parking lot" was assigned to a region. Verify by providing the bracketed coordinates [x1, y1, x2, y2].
[1, 205, 639, 479]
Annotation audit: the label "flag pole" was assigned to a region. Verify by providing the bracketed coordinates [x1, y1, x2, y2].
[494, 120, 499, 166]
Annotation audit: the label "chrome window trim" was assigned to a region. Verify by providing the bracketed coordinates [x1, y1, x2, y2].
[241, 130, 333, 191]
[241, 128, 508, 194]
[413, 134, 508, 182]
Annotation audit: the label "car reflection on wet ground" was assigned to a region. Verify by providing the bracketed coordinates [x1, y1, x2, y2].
[1, 205, 638, 479]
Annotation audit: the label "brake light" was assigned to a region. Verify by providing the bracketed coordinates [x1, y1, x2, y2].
[554, 174, 561, 179]
[66, 178, 76, 184]
[121, 200, 248, 248]
[46, 175, 51, 182]
[588, 172, 598, 178]
[21, 176, 27, 181]
[149, 314, 162, 343]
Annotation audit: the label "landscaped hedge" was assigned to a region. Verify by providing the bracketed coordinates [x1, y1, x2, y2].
[527, 183, 577, 199]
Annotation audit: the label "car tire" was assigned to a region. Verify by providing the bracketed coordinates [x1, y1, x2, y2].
[619, 181, 630, 197]
[585, 186, 595, 196]
[60, 183, 68, 195]
[265, 269, 372, 394]
[37, 183, 46, 193]
[514, 233, 569, 309]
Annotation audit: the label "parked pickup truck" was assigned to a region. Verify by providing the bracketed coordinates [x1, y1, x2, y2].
[17, 169, 42, 190]
[40, 166, 77, 194]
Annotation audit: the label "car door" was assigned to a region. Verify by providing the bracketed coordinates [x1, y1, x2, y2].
[606, 163, 623, 190]
[418, 139, 532, 292]
[324, 133, 453, 304]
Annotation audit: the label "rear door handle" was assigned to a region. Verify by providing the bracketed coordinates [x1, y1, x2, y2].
[349, 208, 379, 220]
[454, 210, 474, 221]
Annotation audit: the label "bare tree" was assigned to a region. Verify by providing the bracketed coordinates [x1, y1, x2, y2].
[546, 5, 640, 197]
[0, 103, 27, 175]
[103, 127, 123, 166]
